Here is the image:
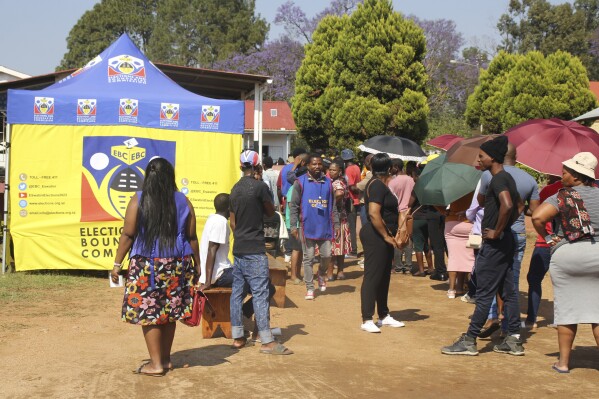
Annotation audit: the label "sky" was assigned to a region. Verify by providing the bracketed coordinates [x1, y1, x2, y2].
[0, 0, 567, 76]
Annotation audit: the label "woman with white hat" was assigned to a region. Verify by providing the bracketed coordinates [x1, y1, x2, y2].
[532, 152, 599, 373]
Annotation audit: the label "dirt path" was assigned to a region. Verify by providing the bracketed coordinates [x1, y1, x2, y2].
[1, 237, 598, 398]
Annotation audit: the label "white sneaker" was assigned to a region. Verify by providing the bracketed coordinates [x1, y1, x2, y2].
[376, 315, 405, 328]
[318, 276, 327, 292]
[361, 320, 381, 333]
[305, 290, 314, 300]
[460, 293, 476, 304]
[284, 255, 291, 263]
[447, 289, 456, 299]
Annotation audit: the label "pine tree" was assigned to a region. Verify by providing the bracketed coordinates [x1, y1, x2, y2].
[292, 0, 429, 150]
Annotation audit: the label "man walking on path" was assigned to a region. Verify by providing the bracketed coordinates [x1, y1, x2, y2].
[230, 150, 293, 355]
[441, 136, 524, 356]
[289, 154, 339, 300]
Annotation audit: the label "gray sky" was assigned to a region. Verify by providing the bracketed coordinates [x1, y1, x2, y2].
[0, 0, 565, 76]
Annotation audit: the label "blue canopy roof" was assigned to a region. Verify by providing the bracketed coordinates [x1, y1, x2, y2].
[7, 34, 244, 133]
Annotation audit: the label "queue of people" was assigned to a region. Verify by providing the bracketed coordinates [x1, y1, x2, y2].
[112, 141, 599, 376]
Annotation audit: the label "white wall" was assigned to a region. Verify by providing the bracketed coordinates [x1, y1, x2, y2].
[243, 132, 294, 161]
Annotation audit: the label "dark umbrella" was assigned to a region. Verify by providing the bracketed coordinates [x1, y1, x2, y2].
[445, 134, 502, 167]
[504, 118, 599, 177]
[413, 153, 482, 206]
[358, 135, 426, 162]
[426, 134, 465, 151]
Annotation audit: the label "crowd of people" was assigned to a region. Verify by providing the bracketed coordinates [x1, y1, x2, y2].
[111, 138, 599, 376]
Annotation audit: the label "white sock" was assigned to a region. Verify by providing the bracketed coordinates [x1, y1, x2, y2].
[511, 334, 521, 340]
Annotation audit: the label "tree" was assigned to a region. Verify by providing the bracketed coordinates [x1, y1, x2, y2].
[292, 0, 429, 150]
[274, 0, 362, 44]
[59, 0, 158, 69]
[465, 50, 597, 133]
[214, 0, 361, 102]
[146, 0, 268, 68]
[59, 0, 268, 70]
[410, 17, 465, 116]
[497, 0, 599, 79]
[213, 36, 305, 101]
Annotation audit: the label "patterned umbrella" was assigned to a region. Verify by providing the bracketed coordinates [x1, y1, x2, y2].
[358, 135, 426, 162]
[504, 118, 599, 177]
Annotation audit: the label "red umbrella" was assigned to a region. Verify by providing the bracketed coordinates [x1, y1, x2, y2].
[426, 134, 464, 151]
[504, 118, 599, 177]
[444, 134, 502, 167]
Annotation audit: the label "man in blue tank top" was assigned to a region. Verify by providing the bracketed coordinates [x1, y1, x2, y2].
[289, 154, 339, 300]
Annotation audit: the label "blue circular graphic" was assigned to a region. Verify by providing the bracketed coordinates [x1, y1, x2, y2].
[19, 183, 27, 191]
[19, 200, 27, 208]
[181, 187, 189, 195]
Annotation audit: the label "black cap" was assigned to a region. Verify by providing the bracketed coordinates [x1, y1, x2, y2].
[480, 136, 508, 164]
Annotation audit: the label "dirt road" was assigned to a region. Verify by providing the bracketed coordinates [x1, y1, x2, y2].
[1, 237, 598, 398]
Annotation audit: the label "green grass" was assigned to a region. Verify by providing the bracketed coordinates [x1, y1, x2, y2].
[0, 271, 103, 303]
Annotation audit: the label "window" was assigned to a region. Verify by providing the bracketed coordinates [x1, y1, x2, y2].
[270, 109, 278, 117]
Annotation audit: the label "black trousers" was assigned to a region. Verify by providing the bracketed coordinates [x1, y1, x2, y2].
[360, 222, 393, 321]
[467, 233, 520, 337]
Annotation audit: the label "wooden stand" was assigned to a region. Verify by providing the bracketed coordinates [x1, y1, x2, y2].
[201, 287, 232, 339]
[269, 267, 287, 308]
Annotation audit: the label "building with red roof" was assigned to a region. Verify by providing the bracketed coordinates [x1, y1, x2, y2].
[244, 100, 297, 162]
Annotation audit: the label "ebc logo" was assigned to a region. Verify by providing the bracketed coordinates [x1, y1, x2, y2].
[108, 55, 146, 84]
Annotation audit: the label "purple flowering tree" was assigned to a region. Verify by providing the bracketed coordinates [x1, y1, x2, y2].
[214, 0, 362, 101]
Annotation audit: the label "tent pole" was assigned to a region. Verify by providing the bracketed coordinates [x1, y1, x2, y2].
[253, 83, 259, 151]
[2, 123, 10, 274]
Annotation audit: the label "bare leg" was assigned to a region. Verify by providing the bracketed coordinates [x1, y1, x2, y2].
[555, 324, 577, 371]
[425, 250, 434, 273]
[327, 257, 335, 279]
[415, 252, 425, 274]
[497, 293, 504, 322]
[160, 322, 176, 370]
[448, 271, 457, 291]
[141, 325, 165, 373]
[456, 272, 466, 294]
[336, 255, 345, 279]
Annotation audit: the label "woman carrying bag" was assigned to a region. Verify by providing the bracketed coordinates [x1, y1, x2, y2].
[111, 158, 201, 376]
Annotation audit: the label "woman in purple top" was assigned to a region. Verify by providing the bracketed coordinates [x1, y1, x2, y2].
[111, 158, 201, 377]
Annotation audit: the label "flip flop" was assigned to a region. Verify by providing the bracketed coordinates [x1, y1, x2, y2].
[260, 342, 294, 355]
[478, 322, 500, 338]
[230, 338, 255, 349]
[132, 362, 166, 377]
[552, 363, 570, 374]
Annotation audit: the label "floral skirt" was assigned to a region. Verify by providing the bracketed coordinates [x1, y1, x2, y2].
[332, 220, 352, 256]
[121, 255, 195, 325]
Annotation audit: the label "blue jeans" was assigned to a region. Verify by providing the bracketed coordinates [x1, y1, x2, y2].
[231, 254, 274, 344]
[488, 231, 526, 323]
[467, 233, 520, 337]
[525, 246, 551, 323]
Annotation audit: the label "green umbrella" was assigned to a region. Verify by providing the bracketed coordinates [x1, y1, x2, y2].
[414, 154, 482, 206]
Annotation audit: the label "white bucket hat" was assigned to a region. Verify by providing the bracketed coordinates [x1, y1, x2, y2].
[562, 152, 597, 179]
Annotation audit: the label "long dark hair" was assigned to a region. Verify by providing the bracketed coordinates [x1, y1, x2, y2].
[137, 158, 178, 254]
